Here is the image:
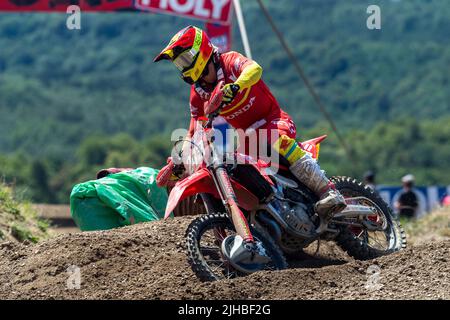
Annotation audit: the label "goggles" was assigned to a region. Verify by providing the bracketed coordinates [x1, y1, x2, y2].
[181, 58, 212, 85]
[173, 49, 198, 72]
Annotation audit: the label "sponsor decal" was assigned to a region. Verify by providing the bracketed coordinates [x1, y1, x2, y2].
[135, 0, 233, 24]
[225, 96, 256, 120]
[0, 0, 232, 20]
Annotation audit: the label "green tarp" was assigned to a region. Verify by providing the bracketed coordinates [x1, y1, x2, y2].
[70, 167, 169, 231]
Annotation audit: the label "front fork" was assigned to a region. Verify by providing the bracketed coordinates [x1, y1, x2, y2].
[207, 136, 254, 243]
[214, 166, 254, 242]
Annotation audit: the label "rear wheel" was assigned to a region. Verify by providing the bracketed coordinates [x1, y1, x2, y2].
[186, 213, 287, 281]
[332, 176, 406, 260]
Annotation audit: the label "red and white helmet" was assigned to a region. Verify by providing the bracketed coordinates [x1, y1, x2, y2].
[154, 26, 214, 84]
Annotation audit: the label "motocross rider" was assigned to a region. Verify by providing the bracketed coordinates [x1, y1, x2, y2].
[154, 26, 346, 262]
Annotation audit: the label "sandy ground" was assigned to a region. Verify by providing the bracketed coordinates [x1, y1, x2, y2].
[0, 215, 448, 300]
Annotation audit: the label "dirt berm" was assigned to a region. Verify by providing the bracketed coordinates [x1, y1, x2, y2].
[0, 216, 448, 300]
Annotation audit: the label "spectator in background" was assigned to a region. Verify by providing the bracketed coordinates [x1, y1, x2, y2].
[363, 170, 376, 191]
[442, 194, 450, 207]
[395, 174, 419, 219]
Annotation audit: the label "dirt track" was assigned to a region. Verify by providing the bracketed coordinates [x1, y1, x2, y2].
[0, 216, 448, 300]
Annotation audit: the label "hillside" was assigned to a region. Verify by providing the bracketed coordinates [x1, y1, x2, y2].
[0, 184, 49, 243]
[0, 0, 449, 203]
[0, 0, 449, 158]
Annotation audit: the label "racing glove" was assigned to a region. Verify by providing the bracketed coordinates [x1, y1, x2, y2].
[222, 83, 240, 104]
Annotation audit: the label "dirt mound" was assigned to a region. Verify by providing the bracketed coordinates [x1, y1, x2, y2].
[0, 216, 448, 300]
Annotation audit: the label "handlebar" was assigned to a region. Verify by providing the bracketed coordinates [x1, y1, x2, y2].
[205, 102, 225, 129]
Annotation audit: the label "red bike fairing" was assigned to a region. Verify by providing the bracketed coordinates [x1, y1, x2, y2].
[164, 135, 327, 217]
[165, 168, 259, 219]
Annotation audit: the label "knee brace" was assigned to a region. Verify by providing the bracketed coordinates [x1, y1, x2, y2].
[273, 135, 307, 165]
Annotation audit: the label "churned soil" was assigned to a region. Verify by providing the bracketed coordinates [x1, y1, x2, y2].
[0, 216, 448, 300]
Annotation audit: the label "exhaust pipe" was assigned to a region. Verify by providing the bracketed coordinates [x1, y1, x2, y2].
[333, 204, 377, 218]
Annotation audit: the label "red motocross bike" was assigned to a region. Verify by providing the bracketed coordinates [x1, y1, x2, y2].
[164, 81, 406, 281]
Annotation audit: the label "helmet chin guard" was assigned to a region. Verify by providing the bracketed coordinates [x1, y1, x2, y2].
[154, 26, 214, 84]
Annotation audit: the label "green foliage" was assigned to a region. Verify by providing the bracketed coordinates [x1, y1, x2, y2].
[49, 133, 172, 203]
[0, 0, 449, 202]
[0, 1, 449, 157]
[0, 185, 21, 216]
[11, 224, 39, 243]
[0, 184, 49, 242]
[309, 116, 450, 185]
[1, 116, 449, 203]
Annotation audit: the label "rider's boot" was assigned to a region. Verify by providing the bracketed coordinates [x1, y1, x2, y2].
[273, 135, 347, 222]
[290, 153, 347, 222]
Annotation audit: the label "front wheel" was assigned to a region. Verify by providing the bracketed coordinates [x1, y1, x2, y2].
[332, 176, 407, 260]
[186, 213, 287, 281]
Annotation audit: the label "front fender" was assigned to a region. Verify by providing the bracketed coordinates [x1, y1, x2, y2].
[165, 168, 260, 219]
[165, 168, 217, 219]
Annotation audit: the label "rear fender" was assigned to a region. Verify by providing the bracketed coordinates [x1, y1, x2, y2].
[300, 135, 327, 160]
